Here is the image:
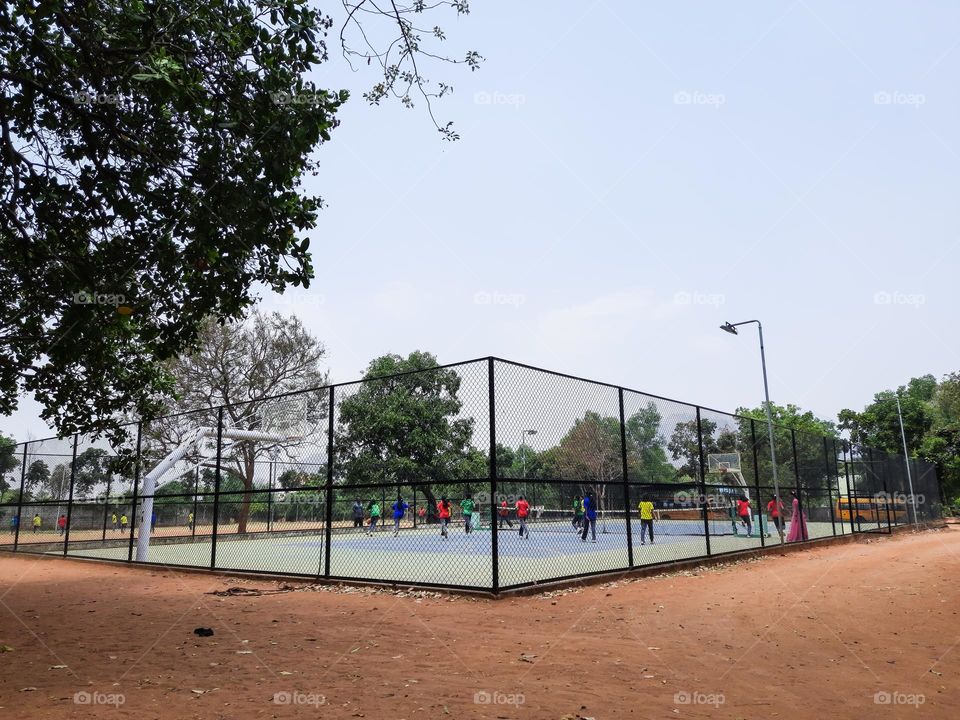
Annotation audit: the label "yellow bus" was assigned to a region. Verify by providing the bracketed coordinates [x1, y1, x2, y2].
[837, 497, 908, 524]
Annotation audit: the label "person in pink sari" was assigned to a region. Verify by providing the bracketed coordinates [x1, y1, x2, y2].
[786, 490, 808, 542]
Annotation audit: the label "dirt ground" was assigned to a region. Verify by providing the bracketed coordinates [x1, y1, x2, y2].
[1, 526, 958, 720]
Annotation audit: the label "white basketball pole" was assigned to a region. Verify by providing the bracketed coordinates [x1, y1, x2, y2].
[135, 427, 291, 561]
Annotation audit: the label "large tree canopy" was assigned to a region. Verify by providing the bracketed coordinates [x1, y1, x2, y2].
[840, 374, 959, 502]
[334, 351, 481, 513]
[0, 0, 478, 445]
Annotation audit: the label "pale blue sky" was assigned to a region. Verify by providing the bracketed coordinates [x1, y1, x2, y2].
[5, 0, 959, 440]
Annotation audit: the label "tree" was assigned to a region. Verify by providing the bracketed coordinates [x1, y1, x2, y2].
[334, 351, 479, 514]
[41, 463, 71, 500]
[918, 373, 960, 502]
[838, 378, 939, 498]
[838, 377, 935, 453]
[735, 403, 838, 492]
[146, 311, 329, 533]
[1, 0, 480, 444]
[554, 411, 622, 516]
[72, 447, 113, 497]
[276, 468, 324, 490]
[0, 435, 18, 492]
[667, 418, 719, 480]
[24, 459, 50, 496]
[624, 402, 675, 483]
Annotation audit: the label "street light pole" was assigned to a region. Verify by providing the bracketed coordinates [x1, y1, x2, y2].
[520, 429, 537, 498]
[894, 394, 918, 525]
[721, 320, 784, 544]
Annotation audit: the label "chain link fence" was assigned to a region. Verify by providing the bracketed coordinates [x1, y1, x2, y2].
[0, 358, 943, 592]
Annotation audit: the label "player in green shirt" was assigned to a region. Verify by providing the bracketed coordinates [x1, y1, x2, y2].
[571, 495, 584, 531]
[460, 494, 475, 534]
[366, 501, 381, 536]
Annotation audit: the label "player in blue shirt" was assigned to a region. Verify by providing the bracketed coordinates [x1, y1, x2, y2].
[392, 497, 409, 537]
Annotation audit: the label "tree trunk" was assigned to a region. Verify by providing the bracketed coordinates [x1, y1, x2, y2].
[237, 448, 255, 534]
[422, 486, 438, 523]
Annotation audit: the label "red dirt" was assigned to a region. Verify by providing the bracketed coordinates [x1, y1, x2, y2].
[1, 526, 958, 719]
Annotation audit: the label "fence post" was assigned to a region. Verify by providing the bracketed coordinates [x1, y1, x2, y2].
[100, 474, 111, 542]
[488, 358, 499, 594]
[192, 467, 200, 539]
[843, 442, 857, 534]
[696, 407, 711, 556]
[878, 450, 892, 532]
[790, 429, 805, 541]
[824, 437, 837, 536]
[13, 441, 27, 550]
[323, 385, 334, 578]
[210, 407, 224, 570]
[127, 422, 142, 562]
[62, 434, 79, 556]
[750, 419, 765, 548]
[618, 388, 634, 568]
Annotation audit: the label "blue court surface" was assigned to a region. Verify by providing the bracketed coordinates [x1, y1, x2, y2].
[62, 518, 836, 590]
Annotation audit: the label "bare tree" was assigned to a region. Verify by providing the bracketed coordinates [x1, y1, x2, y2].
[146, 311, 329, 532]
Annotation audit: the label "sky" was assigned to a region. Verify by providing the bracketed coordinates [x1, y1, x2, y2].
[4, 0, 959, 442]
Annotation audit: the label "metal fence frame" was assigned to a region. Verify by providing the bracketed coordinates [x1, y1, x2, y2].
[0, 356, 942, 593]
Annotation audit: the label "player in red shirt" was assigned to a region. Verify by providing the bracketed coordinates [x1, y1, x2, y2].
[736, 496, 752, 536]
[498, 500, 514, 529]
[437, 497, 452, 539]
[766, 496, 785, 536]
[515, 496, 530, 539]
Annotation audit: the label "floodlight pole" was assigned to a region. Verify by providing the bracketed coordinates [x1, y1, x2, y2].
[894, 394, 918, 525]
[721, 320, 784, 544]
[520, 429, 537, 496]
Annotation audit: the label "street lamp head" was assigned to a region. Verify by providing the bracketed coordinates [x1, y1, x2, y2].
[720, 322, 738, 335]
[525, 429, 538, 436]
